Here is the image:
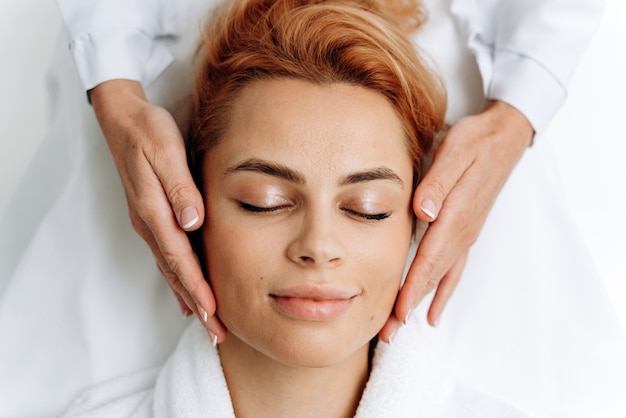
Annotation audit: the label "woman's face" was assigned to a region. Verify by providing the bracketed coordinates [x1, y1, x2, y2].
[201, 78, 414, 368]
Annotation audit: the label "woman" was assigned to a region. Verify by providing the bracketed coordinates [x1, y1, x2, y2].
[64, 1, 526, 415]
[1, 0, 624, 416]
[53, 0, 603, 337]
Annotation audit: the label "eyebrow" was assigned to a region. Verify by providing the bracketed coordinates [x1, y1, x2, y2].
[226, 158, 404, 188]
[339, 167, 404, 188]
[226, 159, 304, 184]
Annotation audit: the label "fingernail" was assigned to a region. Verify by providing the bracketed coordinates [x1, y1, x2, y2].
[420, 198, 438, 220]
[196, 303, 208, 322]
[181, 206, 199, 229]
[404, 308, 415, 325]
[208, 329, 218, 347]
[388, 328, 399, 345]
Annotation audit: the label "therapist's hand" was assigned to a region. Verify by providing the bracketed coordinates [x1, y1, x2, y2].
[90, 79, 226, 343]
[379, 100, 533, 342]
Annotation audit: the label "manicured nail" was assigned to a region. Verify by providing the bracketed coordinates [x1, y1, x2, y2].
[208, 330, 218, 347]
[420, 198, 438, 220]
[404, 308, 414, 325]
[388, 328, 399, 345]
[181, 206, 199, 229]
[196, 303, 208, 322]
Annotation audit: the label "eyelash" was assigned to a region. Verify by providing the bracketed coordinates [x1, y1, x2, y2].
[239, 202, 288, 213]
[343, 209, 391, 221]
[239, 202, 390, 221]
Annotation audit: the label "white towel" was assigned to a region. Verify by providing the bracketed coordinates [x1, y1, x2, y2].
[64, 318, 527, 417]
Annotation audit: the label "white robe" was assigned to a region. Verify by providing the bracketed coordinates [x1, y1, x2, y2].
[62, 319, 528, 418]
[1, 0, 625, 416]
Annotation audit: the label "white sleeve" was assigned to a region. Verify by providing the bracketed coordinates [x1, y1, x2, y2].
[56, 0, 178, 91]
[450, 0, 604, 132]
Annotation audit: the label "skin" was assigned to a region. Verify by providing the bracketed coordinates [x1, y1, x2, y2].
[90, 80, 223, 337]
[381, 99, 533, 339]
[90, 79, 532, 342]
[201, 79, 414, 417]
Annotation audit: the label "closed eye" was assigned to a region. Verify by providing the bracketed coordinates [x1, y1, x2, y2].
[343, 209, 390, 221]
[239, 202, 289, 213]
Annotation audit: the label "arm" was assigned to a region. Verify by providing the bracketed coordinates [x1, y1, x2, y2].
[56, 1, 225, 342]
[380, 0, 603, 340]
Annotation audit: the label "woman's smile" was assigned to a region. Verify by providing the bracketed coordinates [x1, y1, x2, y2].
[269, 283, 360, 321]
[269, 295, 356, 321]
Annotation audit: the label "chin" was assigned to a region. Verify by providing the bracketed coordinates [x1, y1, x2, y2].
[249, 321, 377, 369]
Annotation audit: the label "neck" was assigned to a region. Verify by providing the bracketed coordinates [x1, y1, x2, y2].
[218, 335, 370, 418]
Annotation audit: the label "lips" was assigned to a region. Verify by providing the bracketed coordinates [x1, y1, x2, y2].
[269, 284, 358, 321]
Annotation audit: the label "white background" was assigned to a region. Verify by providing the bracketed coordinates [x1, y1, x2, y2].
[0, 2, 624, 331]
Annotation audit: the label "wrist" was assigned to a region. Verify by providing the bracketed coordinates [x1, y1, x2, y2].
[89, 79, 150, 138]
[89, 79, 147, 114]
[482, 100, 534, 149]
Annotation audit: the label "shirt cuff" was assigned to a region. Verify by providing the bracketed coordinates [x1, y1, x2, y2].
[69, 27, 174, 91]
[486, 49, 566, 133]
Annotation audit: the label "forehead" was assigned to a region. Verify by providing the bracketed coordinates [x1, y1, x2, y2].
[207, 78, 412, 178]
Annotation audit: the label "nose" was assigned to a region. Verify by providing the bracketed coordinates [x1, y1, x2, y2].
[286, 210, 346, 267]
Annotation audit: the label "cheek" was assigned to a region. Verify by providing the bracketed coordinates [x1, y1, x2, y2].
[202, 228, 263, 334]
[353, 215, 413, 319]
[352, 201, 413, 265]
[201, 201, 285, 325]
[202, 203, 257, 302]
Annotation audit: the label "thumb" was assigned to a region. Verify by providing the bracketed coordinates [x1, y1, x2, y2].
[142, 106, 205, 232]
[413, 140, 471, 222]
[156, 146, 205, 232]
[166, 173, 205, 232]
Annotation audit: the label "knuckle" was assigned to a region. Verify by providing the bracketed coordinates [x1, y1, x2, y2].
[169, 277, 187, 297]
[137, 203, 172, 229]
[414, 252, 444, 288]
[422, 277, 439, 295]
[449, 206, 472, 229]
[161, 248, 195, 281]
[424, 179, 447, 202]
[128, 212, 144, 235]
[166, 183, 197, 208]
[158, 263, 186, 294]
[133, 199, 155, 219]
[128, 211, 157, 244]
[162, 249, 184, 276]
[169, 277, 187, 296]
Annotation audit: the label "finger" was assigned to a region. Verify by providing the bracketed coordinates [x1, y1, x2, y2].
[146, 120, 206, 232]
[426, 249, 468, 327]
[157, 247, 227, 345]
[156, 261, 196, 317]
[399, 157, 489, 322]
[413, 132, 474, 222]
[155, 223, 217, 316]
[394, 247, 445, 324]
[132, 207, 216, 325]
[206, 315, 228, 346]
[174, 287, 194, 317]
[394, 200, 473, 324]
[378, 310, 403, 344]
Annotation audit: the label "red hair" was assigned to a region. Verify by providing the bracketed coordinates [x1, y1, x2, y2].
[188, 0, 446, 185]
